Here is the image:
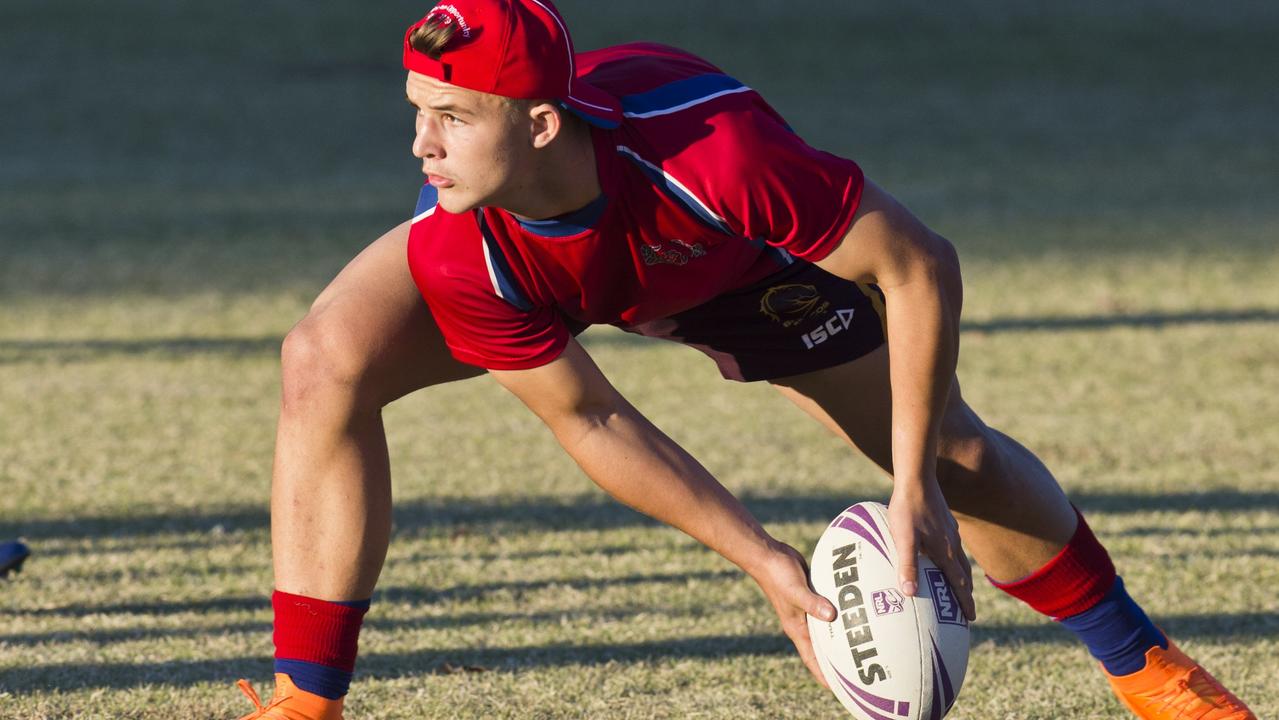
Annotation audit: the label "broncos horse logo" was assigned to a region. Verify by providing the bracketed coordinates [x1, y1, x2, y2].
[759, 283, 832, 328]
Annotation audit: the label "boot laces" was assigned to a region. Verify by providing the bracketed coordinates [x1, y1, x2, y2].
[236, 679, 291, 719]
[1153, 670, 1247, 720]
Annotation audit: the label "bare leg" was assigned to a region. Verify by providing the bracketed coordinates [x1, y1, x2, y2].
[272, 221, 482, 600]
[770, 344, 1076, 582]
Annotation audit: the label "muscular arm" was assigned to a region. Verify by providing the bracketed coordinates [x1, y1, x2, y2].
[816, 179, 963, 484]
[495, 340, 774, 570]
[490, 339, 837, 684]
[815, 179, 975, 619]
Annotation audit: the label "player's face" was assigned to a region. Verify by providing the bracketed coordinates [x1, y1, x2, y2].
[406, 72, 528, 214]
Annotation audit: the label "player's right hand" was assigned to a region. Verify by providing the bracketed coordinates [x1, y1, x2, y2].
[752, 541, 838, 689]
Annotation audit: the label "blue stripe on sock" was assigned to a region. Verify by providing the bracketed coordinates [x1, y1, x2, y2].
[333, 598, 371, 610]
[1059, 576, 1167, 675]
[274, 658, 354, 700]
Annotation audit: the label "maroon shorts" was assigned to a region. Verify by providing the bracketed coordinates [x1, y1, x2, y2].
[619, 261, 887, 382]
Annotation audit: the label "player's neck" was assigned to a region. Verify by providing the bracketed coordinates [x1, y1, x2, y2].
[500, 123, 600, 222]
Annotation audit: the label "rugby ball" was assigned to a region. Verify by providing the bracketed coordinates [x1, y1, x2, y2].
[807, 502, 969, 719]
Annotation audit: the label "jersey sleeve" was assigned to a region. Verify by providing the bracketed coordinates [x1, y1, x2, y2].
[672, 93, 865, 262]
[406, 189, 571, 371]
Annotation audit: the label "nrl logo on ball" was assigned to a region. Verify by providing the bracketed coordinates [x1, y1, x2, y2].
[925, 568, 967, 627]
[872, 588, 905, 617]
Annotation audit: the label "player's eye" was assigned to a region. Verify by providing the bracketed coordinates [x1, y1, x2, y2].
[442, 113, 463, 125]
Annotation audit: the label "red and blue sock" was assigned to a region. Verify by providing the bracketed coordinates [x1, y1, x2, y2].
[990, 508, 1166, 676]
[272, 590, 370, 699]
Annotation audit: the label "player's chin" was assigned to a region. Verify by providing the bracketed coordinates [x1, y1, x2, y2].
[435, 190, 479, 215]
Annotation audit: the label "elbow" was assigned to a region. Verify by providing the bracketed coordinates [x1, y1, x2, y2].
[573, 399, 625, 431]
[552, 393, 629, 447]
[922, 230, 960, 281]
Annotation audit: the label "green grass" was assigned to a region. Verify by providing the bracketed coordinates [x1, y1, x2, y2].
[2, 1, 1277, 717]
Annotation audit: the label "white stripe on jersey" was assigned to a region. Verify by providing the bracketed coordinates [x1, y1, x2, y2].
[412, 205, 437, 225]
[622, 85, 754, 119]
[614, 145, 728, 227]
[479, 233, 506, 302]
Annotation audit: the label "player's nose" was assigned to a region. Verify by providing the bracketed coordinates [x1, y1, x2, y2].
[412, 122, 443, 160]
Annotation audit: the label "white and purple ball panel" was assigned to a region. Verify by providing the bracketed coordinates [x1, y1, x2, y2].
[807, 502, 969, 720]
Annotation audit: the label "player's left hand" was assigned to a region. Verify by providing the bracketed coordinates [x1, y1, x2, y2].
[751, 541, 838, 689]
[887, 475, 977, 621]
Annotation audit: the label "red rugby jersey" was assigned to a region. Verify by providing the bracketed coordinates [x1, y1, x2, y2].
[407, 42, 864, 370]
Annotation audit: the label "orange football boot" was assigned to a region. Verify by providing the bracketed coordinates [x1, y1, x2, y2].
[1104, 640, 1255, 719]
[236, 674, 344, 720]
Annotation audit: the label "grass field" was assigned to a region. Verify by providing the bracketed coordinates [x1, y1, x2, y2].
[2, 1, 1278, 718]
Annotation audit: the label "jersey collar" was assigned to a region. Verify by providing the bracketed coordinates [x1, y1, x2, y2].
[513, 192, 608, 237]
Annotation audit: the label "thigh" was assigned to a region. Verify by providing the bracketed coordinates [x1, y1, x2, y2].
[768, 345, 980, 477]
[304, 220, 483, 405]
[772, 350, 1081, 569]
[769, 344, 896, 472]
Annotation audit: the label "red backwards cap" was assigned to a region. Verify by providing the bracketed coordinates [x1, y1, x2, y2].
[403, 0, 622, 128]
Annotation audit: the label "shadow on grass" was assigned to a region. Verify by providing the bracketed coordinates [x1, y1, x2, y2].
[973, 611, 1279, 647]
[4, 612, 1274, 693]
[5, 570, 736, 619]
[2, 307, 1277, 364]
[0, 336, 283, 364]
[0, 636, 788, 693]
[0, 605, 719, 647]
[7, 490, 1279, 543]
[960, 308, 1279, 334]
[375, 569, 738, 606]
[1119, 524, 1279, 538]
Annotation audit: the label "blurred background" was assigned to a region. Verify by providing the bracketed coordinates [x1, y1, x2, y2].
[5, 1, 1276, 314]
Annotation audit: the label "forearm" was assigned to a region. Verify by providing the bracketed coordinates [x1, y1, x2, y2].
[549, 400, 778, 576]
[882, 237, 962, 483]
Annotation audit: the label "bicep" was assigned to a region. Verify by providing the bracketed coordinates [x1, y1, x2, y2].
[815, 179, 957, 289]
[489, 338, 626, 430]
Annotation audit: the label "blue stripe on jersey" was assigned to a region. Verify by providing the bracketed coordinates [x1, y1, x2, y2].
[414, 184, 438, 219]
[745, 236, 795, 266]
[766, 243, 796, 266]
[620, 73, 749, 118]
[615, 145, 731, 234]
[516, 194, 608, 237]
[477, 213, 533, 312]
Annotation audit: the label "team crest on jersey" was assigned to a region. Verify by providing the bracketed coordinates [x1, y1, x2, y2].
[759, 283, 832, 327]
[641, 238, 706, 266]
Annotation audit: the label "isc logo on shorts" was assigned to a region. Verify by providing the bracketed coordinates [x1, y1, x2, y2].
[800, 308, 856, 349]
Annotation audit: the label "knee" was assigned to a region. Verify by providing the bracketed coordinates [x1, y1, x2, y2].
[279, 310, 380, 413]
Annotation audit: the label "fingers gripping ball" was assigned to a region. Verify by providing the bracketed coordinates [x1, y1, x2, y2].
[806, 502, 970, 719]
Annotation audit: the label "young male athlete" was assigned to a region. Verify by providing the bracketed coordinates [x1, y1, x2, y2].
[233, 1, 1256, 717]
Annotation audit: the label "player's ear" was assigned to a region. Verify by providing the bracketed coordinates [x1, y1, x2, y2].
[527, 101, 563, 149]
